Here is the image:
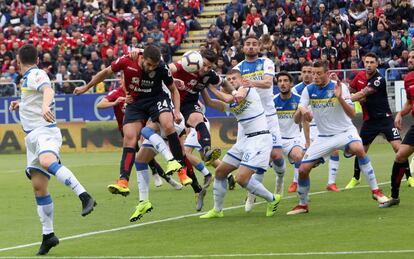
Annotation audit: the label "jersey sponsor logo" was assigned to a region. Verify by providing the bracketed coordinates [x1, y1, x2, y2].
[242, 70, 264, 80]
[229, 99, 251, 115]
[277, 110, 296, 119]
[310, 98, 338, 108]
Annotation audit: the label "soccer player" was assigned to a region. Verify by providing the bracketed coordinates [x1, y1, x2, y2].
[345, 52, 414, 189]
[131, 119, 207, 220]
[292, 63, 341, 193]
[200, 69, 281, 219]
[9, 45, 96, 255]
[274, 71, 305, 194]
[96, 84, 182, 190]
[380, 50, 414, 208]
[232, 35, 284, 211]
[167, 49, 229, 164]
[74, 45, 191, 196]
[183, 101, 236, 190]
[287, 61, 388, 215]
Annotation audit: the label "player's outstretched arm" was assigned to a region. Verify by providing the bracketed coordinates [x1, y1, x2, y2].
[242, 74, 273, 89]
[96, 96, 125, 109]
[302, 120, 311, 148]
[73, 66, 114, 95]
[208, 83, 234, 103]
[395, 100, 412, 130]
[42, 86, 56, 122]
[201, 89, 226, 112]
[335, 82, 356, 119]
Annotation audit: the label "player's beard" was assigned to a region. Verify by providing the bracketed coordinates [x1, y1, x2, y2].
[245, 52, 258, 59]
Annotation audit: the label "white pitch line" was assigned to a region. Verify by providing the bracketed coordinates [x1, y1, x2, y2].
[0, 181, 391, 254]
[2, 249, 414, 258]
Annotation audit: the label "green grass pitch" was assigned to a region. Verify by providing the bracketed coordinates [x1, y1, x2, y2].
[1, 144, 414, 258]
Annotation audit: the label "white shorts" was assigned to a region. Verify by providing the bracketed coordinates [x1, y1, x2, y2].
[267, 114, 283, 149]
[223, 132, 272, 172]
[309, 124, 319, 142]
[25, 126, 62, 179]
[302, 128, 361, 164]
[184, 120, 211, 151]
[281, 136, 305, 164]
[236, 114, 282, 150]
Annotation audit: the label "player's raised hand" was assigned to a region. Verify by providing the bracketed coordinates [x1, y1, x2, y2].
[125, 94, 134, 104]
[129, 48, 144, 60]
[173, 110, 182, 124]
[9, 101, 19, 111]
[241, 78, 253, 87]
[334, 82, 342, 99]
[73, 86, 88, 95]
[42, 105, 55, 123]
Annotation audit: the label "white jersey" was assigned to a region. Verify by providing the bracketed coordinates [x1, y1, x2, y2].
[293, 81, 316, 127]
[19, 67, 54, 132]
[299, 80, 355, 136]
[274, 92, 302, 139]
[226, 87, 268, 135]
[233, 57, 276, 116]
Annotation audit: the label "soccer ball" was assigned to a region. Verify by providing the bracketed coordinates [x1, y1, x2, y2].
[181, 51, 204, 73]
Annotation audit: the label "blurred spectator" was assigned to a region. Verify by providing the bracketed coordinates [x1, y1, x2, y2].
[104, 49, 116, 67]
[250, 17, 268, 38]
[225, 0, 243, 17]
[82, 61, 96, 83]
[113, 37, 128, 57]
[230, 11, 242, 31]
[34, 5, 52, 27]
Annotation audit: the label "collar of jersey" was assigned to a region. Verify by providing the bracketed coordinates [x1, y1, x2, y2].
[22, 65, 38, 79]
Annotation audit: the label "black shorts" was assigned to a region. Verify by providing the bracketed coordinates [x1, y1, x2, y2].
[360, 117, 401, 145]
[124, 96, 172, 125]
[181, 102, 204, 124]
[402, 124, 414, 145]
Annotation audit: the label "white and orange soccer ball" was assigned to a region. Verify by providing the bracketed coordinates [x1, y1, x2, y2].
[181, 51, 203, 73]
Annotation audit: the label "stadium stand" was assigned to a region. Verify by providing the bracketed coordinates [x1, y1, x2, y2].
[0, 0, 413, 96]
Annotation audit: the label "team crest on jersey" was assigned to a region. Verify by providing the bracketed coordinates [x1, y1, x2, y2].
[256, 63, 263, 71]
[148, 71, 156, 78]
[326, 90, 335, 98]
[291, 102, 298, 110]
[374, 80, 380, 87]
[132, 77, 139, 84]
[189, 79, 198, 86]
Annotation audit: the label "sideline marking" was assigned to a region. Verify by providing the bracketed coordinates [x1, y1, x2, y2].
[0, 181, 391, 254]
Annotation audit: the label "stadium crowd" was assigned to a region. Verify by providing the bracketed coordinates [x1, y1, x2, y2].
[0, 0, 413, 96]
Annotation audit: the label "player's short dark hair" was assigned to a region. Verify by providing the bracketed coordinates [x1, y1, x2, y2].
[143, 45, 161, 62]
[226, 69, 241, 76]
[200, 49, 217, 64]
[276, 71, 293, 82]
[18, 45, 38, 65]
[365, 52, 379, 62]
[301, 61, 312, 68]
[313, 60, 328, 72]
[244, 35, 259, 43]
